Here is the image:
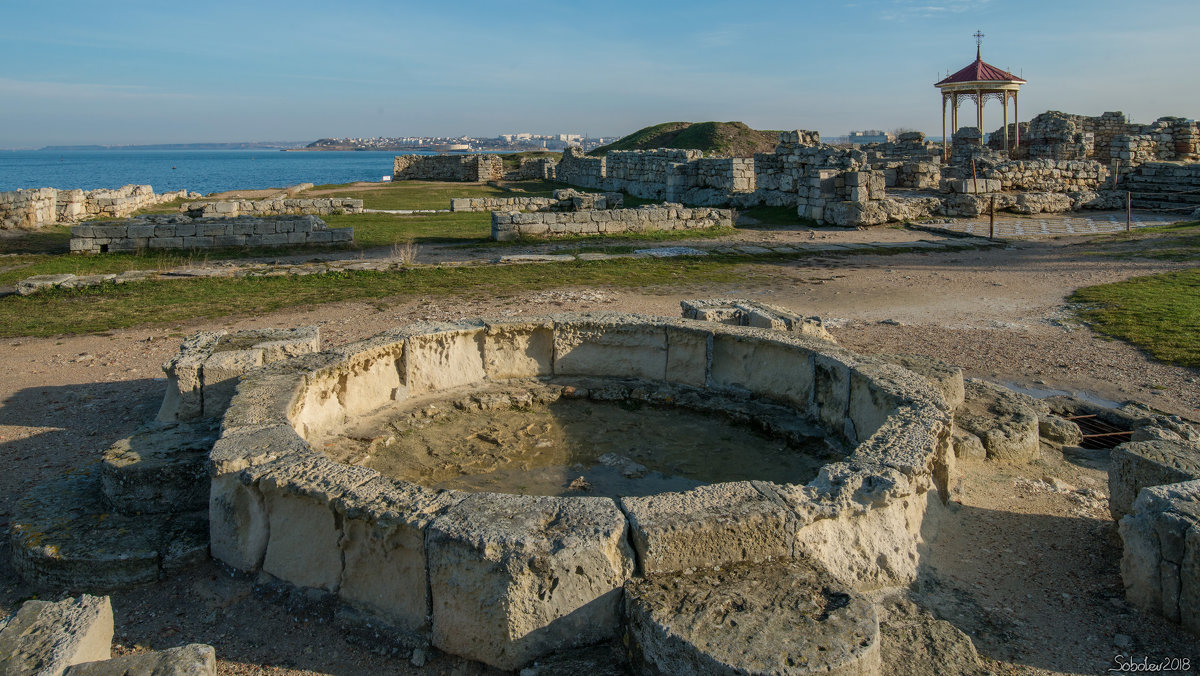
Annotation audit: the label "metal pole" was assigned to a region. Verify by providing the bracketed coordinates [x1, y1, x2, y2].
[990, 195, 995, 239]
[1126, 192, 1131, 232]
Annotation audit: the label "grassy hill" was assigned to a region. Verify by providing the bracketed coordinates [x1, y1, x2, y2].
[590, 121, 780, 157]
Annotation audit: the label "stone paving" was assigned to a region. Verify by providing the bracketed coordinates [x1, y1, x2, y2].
[921, 210, 1180, 239]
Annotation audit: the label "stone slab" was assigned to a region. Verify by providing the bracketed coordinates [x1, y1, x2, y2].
[0, 595, 113, 676]
[64, 644, 215, 676]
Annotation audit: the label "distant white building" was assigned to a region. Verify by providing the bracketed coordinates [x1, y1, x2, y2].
[848, 130, 890, 145]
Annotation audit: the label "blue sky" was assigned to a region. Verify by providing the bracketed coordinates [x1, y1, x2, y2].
[2, 0, 1197, 147]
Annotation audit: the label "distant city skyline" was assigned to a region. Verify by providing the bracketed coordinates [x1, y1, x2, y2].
[2, 0, 1197, 149]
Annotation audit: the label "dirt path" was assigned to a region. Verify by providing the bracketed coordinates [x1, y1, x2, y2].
[0, 233, 1197, 674]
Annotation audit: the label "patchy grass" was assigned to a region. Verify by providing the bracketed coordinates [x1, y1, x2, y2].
[310, 180, 561, 210]
[323, 212, 490, 246]
[0, 241, 981, 338]
[1083, 220, 1200, 262]
[1070, 268, 1200, 368]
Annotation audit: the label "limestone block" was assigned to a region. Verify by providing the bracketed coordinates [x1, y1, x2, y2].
[954, 379, 1046, 463]
[952, 427, 986, 461]
[664, 326, 710, 387]
[201, 348, 264, 417]
[620, 482, 793, 574]
[101, 421, 219, 515]
[1109, 440, 1200, 520]
[208, 469, 272, 572]
[708, 334, 814, 408]
[0, 595, 113, 676]
[403, 326, 486, 395]
[338, 343, 404, 418]
[553, 319, 668, 380]
[813, 352, 853, 437]
[335, 477, 464, 635]
[482, 321, 554, 379]
[64, 644, 216, 676]
[878, 354, 964, 410]
[17, 274, 76, 296]
[625, 560, 880, 676]
[258, 457, 376, 591]
[427, 493, 634, 670]
[1039, 414, 1083, 446]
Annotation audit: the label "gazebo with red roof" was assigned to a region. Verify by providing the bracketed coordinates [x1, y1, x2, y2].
[936, 31, 1026, 158]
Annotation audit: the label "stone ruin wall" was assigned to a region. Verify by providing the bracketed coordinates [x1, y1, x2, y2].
[392, 154, 505, 182]
[553, 147, 607, 189]
[450, 188, 623, 213]
[516, 156, 557, 180]
[180, 198, 363, 218]
[69, 214, 352, 253]
[996, 111, 1200, 166]
[491, 204, 731, 241]
[0, 184, 190, 230]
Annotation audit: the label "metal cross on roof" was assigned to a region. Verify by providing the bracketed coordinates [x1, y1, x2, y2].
[974, 30, 985, 58]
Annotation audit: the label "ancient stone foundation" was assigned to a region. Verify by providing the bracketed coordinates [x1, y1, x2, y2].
[450, 188, 623, 213]
[69, 215, 352, 253]
[490, 204, 731, 241]
[210, 314, 954, 670]
[181, 197, 363, 218]
[0, 185, 191, 230]
[392, 154, 504, 182]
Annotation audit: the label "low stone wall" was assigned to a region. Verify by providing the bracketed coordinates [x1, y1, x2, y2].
[517, 156, 557, 180]
[392, 154, 504, 182]
[1119, 480, 1200, 634]
[0, 185, 190, 230]
[554, 147, 606, 189]
[450, 188, 622, 213]
[210, 314, 953, 670]
[1119, 162, 1200, 213]
[490, 204, 731, 241]
[181, 198, 363, 218]
[69, 215, 352, 253]
[980, 159, 1109, 192]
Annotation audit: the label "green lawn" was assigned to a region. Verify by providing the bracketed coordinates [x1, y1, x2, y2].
[1071, 267, 1200, 368]
[311, 180, 561, 210]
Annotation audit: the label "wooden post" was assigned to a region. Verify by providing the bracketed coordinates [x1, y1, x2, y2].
[1126, 192, 1131, 232]
[990, 195, 995, 239]
[971, 158, 978, 194]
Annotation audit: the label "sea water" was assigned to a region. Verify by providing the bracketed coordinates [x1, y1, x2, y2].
[0, 149, 457, 195]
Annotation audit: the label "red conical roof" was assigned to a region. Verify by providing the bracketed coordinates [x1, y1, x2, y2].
[936, 58, 1025, 86]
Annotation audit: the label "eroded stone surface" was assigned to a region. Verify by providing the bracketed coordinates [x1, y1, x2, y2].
[427, 493, 634, 670]
[0, 595, 113, 676]
[64, 644, 216, 676]
[877, 595, 986, 676]
[101, 421, 219, 515]
[955, 379, 1048, 462]
[1110, 440, 1200, 520]
[625, 559, 880, 675]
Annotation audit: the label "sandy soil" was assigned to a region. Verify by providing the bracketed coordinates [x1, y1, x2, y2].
[0, 228, 1197, 674]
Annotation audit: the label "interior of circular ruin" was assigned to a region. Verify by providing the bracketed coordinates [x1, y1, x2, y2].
[317, 378, 845, 498]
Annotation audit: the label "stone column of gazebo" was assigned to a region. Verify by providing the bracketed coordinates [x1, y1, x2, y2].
[937, 31, 1026, 159]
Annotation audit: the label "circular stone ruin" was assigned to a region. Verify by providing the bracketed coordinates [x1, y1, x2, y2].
[210, 314, 955, 672]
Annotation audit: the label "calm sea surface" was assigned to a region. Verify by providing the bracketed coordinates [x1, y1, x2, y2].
[0, 150, 461, 195]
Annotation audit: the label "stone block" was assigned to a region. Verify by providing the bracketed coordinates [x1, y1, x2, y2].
[664, 326, 710, 387]
[201, 348, 265, 417]
[1110, 440, 1200, 520]
[482, 321, 554, 379]
[337, 343, 405, 418]
[259, 457, 376, 591]
[402, 326, 486, 395]
[0, 595, 113, 676]
[147, 237, 183, 249]
[708, 334, 814, 409]
[554, 320, 668, 380]
[100, 422, 219, 515]
[427, 493, 633, 670]
[64, 644, 216, 676]
[620, 482, 793, 574]
[335, 477, 464, 635]
[625, 560, 880, 676]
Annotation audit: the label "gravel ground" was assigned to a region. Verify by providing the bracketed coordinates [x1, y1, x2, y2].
[0, 227, 1197, 674]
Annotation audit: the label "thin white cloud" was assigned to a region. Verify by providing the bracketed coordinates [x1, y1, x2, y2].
[0, 78, 202, 102]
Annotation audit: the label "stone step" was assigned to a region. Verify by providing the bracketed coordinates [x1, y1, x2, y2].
[10, 466, 207, 590]
[625, 558, 881, 675]
[100, 421, 219, 515]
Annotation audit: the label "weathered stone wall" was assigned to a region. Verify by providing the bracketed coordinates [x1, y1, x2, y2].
[491, 204, 730, 241]
[517, 156, 557, 180]
[554, 147, 607, 189]
[210, 314, 952, 669]
[181, 198, 363, 218]
[981, 159, 1109, 192]
[1015, 111, 1199, 165]
[450, 189, 622, 213]
[392, 154, 504, 182]
[1120, 480, 1200, 635]
[1118, 162, 1200, 213]
[0, 185, 189, 230]
[69, 215, 352, 253]
[606, 149, 702, 200]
